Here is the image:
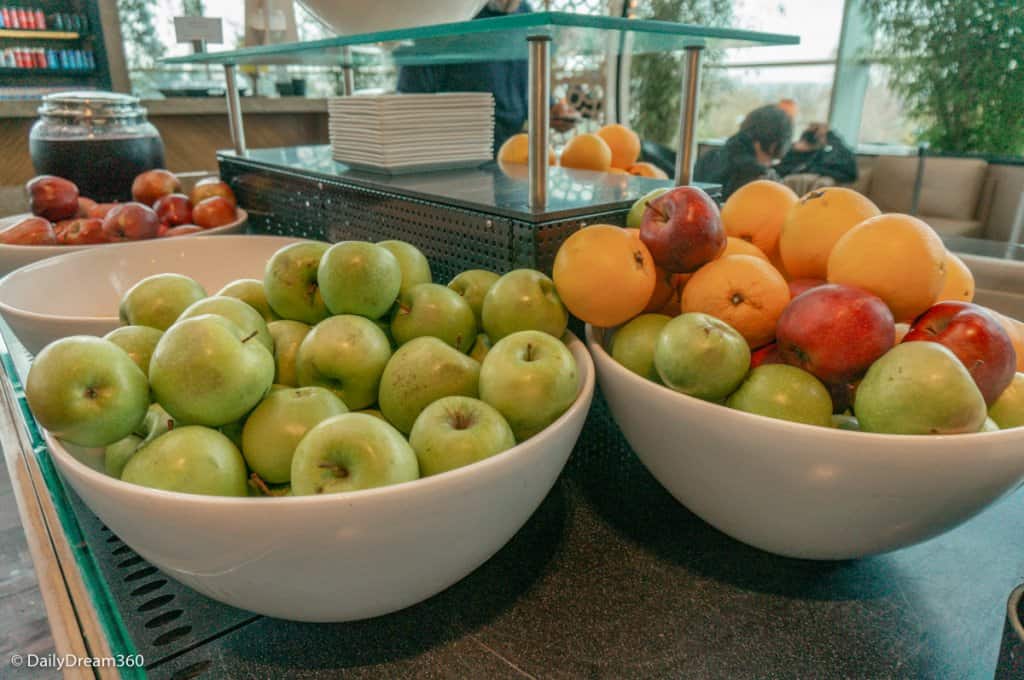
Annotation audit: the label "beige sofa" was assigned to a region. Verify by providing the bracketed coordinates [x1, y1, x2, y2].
[850, 156, 991, 238]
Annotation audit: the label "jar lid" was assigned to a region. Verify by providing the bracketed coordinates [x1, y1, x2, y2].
[38, 91, 147, 123]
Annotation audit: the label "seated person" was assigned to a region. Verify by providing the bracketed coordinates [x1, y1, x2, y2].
[396, 0, 577, 153]
[693, 105, 794, 200]
[776, 120, 858, 192]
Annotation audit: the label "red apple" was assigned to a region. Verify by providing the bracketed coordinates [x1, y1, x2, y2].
[57, 218, 108, 245]
[639, 186, 724, 274]
[189, 178, 237, 209]
[154, 194, 193, 227]
[192, 196, 237, 229]
[88, 202, 119, 220]
[777, 284, 895, 385]
[161, 224, 204, 238]
[26, 175, 79, 221]
[788, 278, 826, 299]
[101, 202, 160, 241]
[750, 342, 782, 368]
[131, 169, 181, 207]
[0, 216, 57, 245]
[76, 197, 98, 218]
[904, 301, 1017, 404]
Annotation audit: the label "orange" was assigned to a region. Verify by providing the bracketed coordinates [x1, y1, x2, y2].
[627, 162, 669, 180]
[608, 167, 628, 175]
[936, 251, 975, 302]
[626, 228, 678, 312]
[827, 213, 946, 322]
[720, 179, 798, 258]
[653, 274, 688, 316]
[779, 187, 881, 280]
[560, 133, 612, 172]
[721, 236, 768, 261]
[596, 123, 641, 170]
[553, 224, 656, 327]
[681, 254, 790, 348]
[496, 133, 555, 165]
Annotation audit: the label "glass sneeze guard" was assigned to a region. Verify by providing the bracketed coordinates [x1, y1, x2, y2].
[162, 12, 798, 67]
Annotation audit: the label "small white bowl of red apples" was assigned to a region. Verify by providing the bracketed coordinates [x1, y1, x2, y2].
[0, 170, 247, 276]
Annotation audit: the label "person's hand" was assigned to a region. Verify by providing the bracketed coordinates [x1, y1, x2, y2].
[550, 99, 580, 132]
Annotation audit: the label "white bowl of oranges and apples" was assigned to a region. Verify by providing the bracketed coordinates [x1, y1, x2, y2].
[554, 181, 1024, 560]
[24, 238, 594, 621]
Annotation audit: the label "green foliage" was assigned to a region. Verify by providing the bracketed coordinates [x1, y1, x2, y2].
[863, 0, 1024, 155]
[117, 0, 166, 70]
[628, 0, 734, 147]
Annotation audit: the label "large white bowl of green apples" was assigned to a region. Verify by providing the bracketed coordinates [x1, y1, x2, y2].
[28, 237, 594, 622]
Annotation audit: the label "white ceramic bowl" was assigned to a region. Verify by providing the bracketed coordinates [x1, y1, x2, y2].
[299, 0, 488, 35]
[0, 233, 290, 355]
[587, 325, 1024, 560]
[44, 335, 594, 622]
[0, 209, 248, 278]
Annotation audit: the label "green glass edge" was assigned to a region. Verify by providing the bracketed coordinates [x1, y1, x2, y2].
[0, 348, 145, 679]
[163, 10, 798, 65]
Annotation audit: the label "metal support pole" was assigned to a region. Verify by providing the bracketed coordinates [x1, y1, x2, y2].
[224, 64, 247, 155]
[674, 46, 704, 186]
[910, 143, 927, 217]
[342, 46, 355, 96]
[528, 35, 551, 211]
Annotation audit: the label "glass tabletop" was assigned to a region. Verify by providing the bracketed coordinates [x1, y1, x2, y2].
[162, 12, 798, 68]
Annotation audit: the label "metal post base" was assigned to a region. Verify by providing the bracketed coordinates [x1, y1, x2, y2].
[674, 46, 704, 186]
[528, 36, 551, 211]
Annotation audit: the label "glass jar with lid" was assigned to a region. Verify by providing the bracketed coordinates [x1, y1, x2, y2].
[29, 91, 166, 202]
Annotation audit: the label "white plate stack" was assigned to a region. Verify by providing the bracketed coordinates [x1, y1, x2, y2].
[328, 93, 495, 174]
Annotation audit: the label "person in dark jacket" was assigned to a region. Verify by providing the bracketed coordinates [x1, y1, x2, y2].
[693, 105, 793, 200]
[396, 0, 578, 153]
[776, 122, 858, 184]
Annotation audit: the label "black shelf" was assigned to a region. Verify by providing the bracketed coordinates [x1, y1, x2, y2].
[0, 67, 94, 75]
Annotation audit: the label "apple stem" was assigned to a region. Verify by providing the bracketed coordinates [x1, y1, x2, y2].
[248, 473, 272, 496]
[449, 409, 474, 430]
[167, 419, 174, 431]
[241, 330, 259, 344]
[318, 462, 349, 478]
[83, 386, 98, 399]
[525, 343, 535, 362]
[647, 205, 668, 222]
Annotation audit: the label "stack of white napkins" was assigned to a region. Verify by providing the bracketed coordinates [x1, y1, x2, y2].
[328, 92, 495, 174]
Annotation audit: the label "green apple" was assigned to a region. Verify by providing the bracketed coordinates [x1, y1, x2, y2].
[266, 320, 310, 387]
[121, 426, 248, 497]
[263, 241, 330, 324]
[378, 336, 481, 434]
[103, 325, 163, 375]
[448, 269, 500, 325]
[177, 295, 274, 353]
[103, 402, 176, 477]
[378, 240, 432, 296]
[104, 434, 143, 478]
[119, 273, 206, 331]
[241, 387, 348, 484]
[981, 417, 1000, 432]
[831, 413, 861, 431]
[479, 330, 578, 441]
[295, 315, 391, 410]
[989, 372, 1024, 429]
[217, 278, 280, 322]
[149, 314, 274, 426]
[26, 336, 149, 447]
[611, 313, 671, 382]
[481, 269, 568, 342]
[391, 283, 477, 352]
[290, 413, 419, 496]
[409, 396, 515, 476]
[318, 241, 402, 318]
[469, 334, 491, 363]
[626, 187, 670, 228]
[726, 365, 833, 427]
[855, 342, 987, 435]
[219, 418, 246, 450]
[654, 313, 750, 401]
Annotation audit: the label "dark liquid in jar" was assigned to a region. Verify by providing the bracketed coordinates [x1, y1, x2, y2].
[29, 136, 166, 202]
